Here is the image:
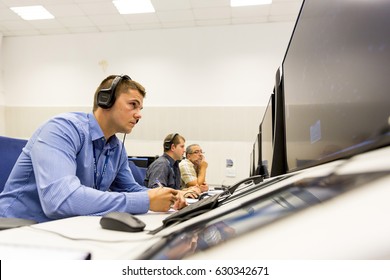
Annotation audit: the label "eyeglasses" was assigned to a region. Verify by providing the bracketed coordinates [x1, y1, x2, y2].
[189, 150, 204, 155]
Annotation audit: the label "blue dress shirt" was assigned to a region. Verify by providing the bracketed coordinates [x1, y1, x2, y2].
[0, 112, 149, 222]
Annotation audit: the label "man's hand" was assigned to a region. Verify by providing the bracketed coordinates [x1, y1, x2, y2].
[198, 182, 209, 193]
[148, 187, 179, 212]
[172, 191, 188, 210]
[199, 158, 208, 169]
[148, 187, 188, 212]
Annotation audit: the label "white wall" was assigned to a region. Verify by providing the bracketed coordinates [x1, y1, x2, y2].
[1, 22, 295, 184]
[2, 23, 293, 107]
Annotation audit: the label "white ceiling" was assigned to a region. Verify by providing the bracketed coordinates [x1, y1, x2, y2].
[0, 0, 302, 37]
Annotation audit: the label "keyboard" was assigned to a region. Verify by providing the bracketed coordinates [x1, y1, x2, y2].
[163, 191, 229, 227]
[158, 176, 263, 230]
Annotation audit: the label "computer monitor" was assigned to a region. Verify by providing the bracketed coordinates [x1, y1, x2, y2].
[270, 68, 288, 177]
[249, 147, 255, 176]
[258, 93, 274, 178]
[282, 0, 390, 173]
[253, 133, 261, 175]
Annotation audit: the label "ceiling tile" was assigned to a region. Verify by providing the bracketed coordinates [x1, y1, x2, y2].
[270, 2, 302, 16]
[44, 4, 86, 17]
[162, 21, 195, 29]
[0, 20, 31, 30]
[231, 6, 271, 18]
[232, 17, 268, 24]
[88, 14, 127, 26]
[98, 25, 130, 32]
[151, 0, 191, 11]
[193, 7, 231, 20]
[39, 28, 70, 35]
[190, 0, 229, 9]
[77, 2, 118, 15]
[28, 19, 64, 29]
[3, 29, 40, 36]
[58, 16, 95, 28]
[157, 10, 194, 22]
[269, 14, 298, 22]
[130, 22, 162, 30]
[196, 18, 231, 26]
[67, 26, 100, 33]
[0, 8, 20, 20]
[0, 0, 303, 37]
[122, 13, 160, 24]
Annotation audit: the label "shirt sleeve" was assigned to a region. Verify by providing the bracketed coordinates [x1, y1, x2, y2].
[145, 160, 171, 188]
[179, 160, 197, 185]
[30, 119, 149, 220]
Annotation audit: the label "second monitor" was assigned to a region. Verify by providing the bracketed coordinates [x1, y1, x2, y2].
[259, 93, 274, 178]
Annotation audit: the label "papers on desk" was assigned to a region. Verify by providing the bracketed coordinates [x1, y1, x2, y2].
[0, 243, 91, 259]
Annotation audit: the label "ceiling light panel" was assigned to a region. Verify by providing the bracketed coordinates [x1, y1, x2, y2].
[231, 0, 272, 7]
[113, 0, 155, 14]
[10, 5, 54, 20]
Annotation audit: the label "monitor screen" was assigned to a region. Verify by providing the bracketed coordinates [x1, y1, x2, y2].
[270, 68, 287, 177]
[259, 94, 274, 178]
[253, 133, 261, 175]
[282, 0, 390, 172]
[249, 147, 255, 176]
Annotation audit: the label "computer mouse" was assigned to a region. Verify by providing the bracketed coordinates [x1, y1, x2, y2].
[100, 212, 146, 232]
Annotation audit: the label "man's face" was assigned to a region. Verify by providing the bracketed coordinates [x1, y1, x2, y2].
[172, 139, 186, 161]
[187, 145, 203, 165]
[109, 89, 143, 134]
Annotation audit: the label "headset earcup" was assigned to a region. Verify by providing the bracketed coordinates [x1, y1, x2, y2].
[97, 75, 131, 109]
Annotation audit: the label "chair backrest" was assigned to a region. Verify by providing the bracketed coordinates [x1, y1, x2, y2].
[128, 157, 149, 168]
[128, 160, 147, 186]
[0, 136, 27, 192]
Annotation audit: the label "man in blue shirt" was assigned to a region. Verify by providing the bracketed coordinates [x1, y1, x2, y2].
[0, 75, 185, 222]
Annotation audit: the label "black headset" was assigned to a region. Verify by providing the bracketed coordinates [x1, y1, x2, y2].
[97, 75, 132, 109]
[164, 133, 178, 150]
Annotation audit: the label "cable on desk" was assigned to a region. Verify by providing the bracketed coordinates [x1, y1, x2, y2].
[26, 225, 158, 243]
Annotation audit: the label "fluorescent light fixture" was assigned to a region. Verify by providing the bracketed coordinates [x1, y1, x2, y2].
[10, 5, 54, 20]
[231, 0, 272, 7]
[113, 0, 155, 14]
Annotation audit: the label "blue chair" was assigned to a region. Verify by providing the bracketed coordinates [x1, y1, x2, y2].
[128, 157, 149, 168]
[0, 136, 37, 229]
[128, 160, 147, 186]
[0, 136, 28, 192]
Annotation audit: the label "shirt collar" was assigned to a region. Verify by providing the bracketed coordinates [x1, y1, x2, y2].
[185, 158, 195, 167]
[88, 113, 120, 148]
[163, 153, 178, 167]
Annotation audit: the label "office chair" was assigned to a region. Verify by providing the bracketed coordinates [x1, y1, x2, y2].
[128, 157, 149, 168]
[0, 136, 28, 192]
[0, 136, 37, 229]
[128, 160, 147, 186]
